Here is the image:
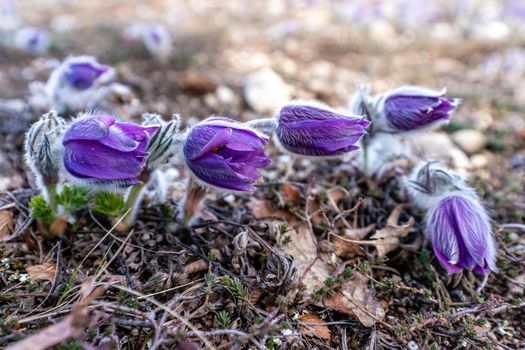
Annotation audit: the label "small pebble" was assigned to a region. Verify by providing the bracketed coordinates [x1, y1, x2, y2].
[407, 340, 419, 350]
[452, 129, 487, 155]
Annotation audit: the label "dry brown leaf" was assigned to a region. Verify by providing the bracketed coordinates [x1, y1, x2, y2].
[247, 198, 296, 222]
[298, 314, 331, 340]
[332, 234, 365, 257]
[368, 205, 414, 257]
[26, 262, 57, 283]
[0, 209, 14, 239]
[276, 222, 331, 297]
[324, 272, 386, 327]
[281, 183, 302, 206]
[343, 224, 376, 240]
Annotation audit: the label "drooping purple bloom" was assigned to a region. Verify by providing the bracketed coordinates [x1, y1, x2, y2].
[426, 194, 497, 275]
[380, 86, 460, 132]
[64, 60, 111, 90]
[274, 101, 369, 157]
[183, 117, 270, 192]
[45, 56, 115, 112]
[62, 114, 159, 185]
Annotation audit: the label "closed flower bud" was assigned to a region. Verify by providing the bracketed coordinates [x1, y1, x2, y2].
[371, 86, 460, 132]
[274, 100, 369, 157]
[142, 113, 180, 169]
[62, 113, 159, 189]
[45, 56, 115, 112]
[426, 194, 497, 275]
[183, 117, 270, 192]
[24, 110, 67, 190]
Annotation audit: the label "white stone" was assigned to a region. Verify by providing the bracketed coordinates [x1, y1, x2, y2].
[216, 85, 236, 105]
[452, 130, 487, 155]
[243, 67, 291, 114]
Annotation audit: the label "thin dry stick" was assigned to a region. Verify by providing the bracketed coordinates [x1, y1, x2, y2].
[104, 283, 217, 350]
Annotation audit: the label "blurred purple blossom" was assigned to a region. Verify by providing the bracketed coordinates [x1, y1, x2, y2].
[124, 23, 172, 62]
[377, 86, 460, 132]
[63, 114, 159, 186]
[13, 27, 51, 55]
[183, 117, 270, 192]
[426, 194, 497, 275]
[45, 56, 115, 112]
[275, 101, 369, 157]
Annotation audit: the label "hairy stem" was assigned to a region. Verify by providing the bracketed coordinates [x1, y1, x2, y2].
[179, 178, 207, 226]
[246, 118, 277, 131]
[122, 183, 146, 226]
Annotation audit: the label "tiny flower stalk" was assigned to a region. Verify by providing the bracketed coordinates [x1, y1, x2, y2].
[178, 178, 208, 226]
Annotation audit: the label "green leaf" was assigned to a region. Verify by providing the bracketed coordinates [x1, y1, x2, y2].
[94, 192, 126, 219]
[56, 185, 89, 213]
[29, 195, 54, 226]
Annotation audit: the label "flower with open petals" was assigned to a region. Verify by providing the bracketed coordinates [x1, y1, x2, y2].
[183, 117, 270, 192]
[62, 114, 159, 186]
[274, 100, 369, 157]
[426, 194, 497, 275]
[374, 86, 460, 132]
[45, 56, 115, 112]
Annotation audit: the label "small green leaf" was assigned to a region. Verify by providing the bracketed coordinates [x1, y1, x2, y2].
[56, 185, 89, 213]
[29, 195, 54, 225]
[216, 310, 231, 328]
[94, 192, 126, 219]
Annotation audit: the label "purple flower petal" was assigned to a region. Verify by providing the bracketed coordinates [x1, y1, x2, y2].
[183, 117, 270, 192]
[426, 194, 496, 275]
[63, 114, 157, 183]
[383, 86, 460, 131]
[65, 62, 110, 90]
[275, 103, 369, 157]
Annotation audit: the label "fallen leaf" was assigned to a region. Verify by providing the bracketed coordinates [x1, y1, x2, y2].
[281, 183, 301, 206]
[247, 198, 296, 222]
[368, 205, 414, 257]
[324, 272, 386, 327]
[26, 262, 56, 283]
[0, 209, 14, 239]
[298, 313, 331, 340]
[276, 222, 331, 297]
[343, 224, 376, 240]
[332, 236, 365, 257]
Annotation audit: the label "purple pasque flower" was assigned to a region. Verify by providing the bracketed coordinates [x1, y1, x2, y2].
[426, 194, 497, 275]
[14, 27, 51, 55]
[45, 56, 115, 112]
[377, 86, 460, 132]
[124, 23, 172, 62]
[62, 113, 159, 186]
[183, 117, 270, 192]
[274, 100, 369, 157]
[63, 58, 112, 90]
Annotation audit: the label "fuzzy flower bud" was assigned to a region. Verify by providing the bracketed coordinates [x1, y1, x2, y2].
[371, 86, 460, 132]
[142, 113, 180, 169]
[62, 113, 159, 188]
[408, 161, 497, 275]
[274, 100, 369, 157]
[24, 110, 66, 196]
[183, 117, 270, 192]
[45, 56, 115, 112]
[426, 194, 497, 275]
